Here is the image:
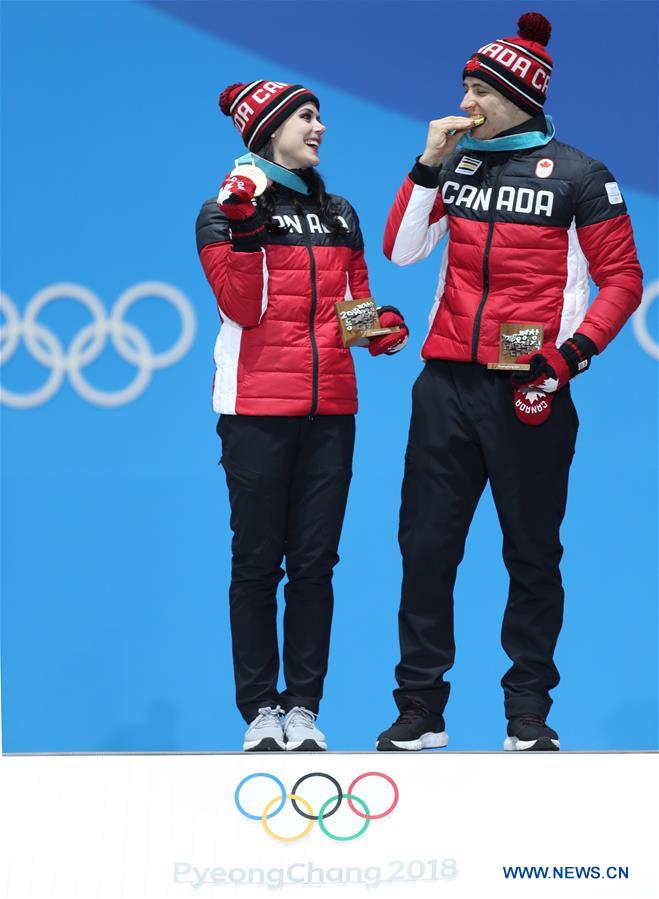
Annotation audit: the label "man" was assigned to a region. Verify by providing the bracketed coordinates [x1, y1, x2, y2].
[376, 12, 643, 751]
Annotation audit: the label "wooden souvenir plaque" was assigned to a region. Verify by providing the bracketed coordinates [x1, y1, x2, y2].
[335, 298, 400, 348]
[487, 323, 544, 371]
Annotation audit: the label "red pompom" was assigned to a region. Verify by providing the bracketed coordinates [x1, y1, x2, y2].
[517, 12, 551, 46]
[219, 83, 244, 116]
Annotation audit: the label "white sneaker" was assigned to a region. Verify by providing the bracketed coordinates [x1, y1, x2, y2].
[283, 707, 327, 751]
[243, 706, 285, 751]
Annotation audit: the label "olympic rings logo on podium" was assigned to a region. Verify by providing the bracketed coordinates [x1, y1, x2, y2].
[0, 282, 196, 408]
[234, 771, 399, 842]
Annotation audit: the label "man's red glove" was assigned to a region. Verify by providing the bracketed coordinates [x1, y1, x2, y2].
[368, 305, 409, 356]
[511, 335, 597, 393]
[217, 172, 264, 252]
[510, 334, 597, 426]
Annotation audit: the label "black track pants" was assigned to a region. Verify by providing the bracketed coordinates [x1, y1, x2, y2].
[218, 415, 355, 723]
[394, 361, 578, 720]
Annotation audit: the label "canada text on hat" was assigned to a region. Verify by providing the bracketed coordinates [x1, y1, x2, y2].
[463, 12, 553, 115]
[219, 80, 320, 152]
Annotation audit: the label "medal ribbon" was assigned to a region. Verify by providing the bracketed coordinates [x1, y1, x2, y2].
[234, 152, 311, 195]
[458, 115, 555, 152]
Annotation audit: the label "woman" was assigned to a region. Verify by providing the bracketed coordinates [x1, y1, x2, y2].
[195, 80, 408, 752]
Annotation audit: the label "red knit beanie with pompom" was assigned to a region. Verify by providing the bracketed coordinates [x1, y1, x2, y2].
[218, 80, 319, 152]
[463, 12, 553, 115]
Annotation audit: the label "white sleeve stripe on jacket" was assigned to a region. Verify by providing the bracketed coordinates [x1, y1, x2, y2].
[390, 184, 448, 266]
[557, 219, 590, 346]
[258, 247, 269, 323]
[213, 312, 242, 414]
[213, 249, 269, 414]
[422, 240, 451, 354]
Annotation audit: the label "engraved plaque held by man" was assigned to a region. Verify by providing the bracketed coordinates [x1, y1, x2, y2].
[487, 322, 544, 370]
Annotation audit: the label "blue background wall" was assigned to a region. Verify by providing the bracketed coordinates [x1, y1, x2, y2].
[1, 0, 657, 752]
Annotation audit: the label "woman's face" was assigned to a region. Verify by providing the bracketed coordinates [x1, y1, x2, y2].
[271, 103, 326, 169]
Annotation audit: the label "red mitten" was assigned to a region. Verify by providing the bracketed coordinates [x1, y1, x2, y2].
[512, 388, 553, 425]
[368, 305, 409, 356]
[510, 337, 596, 425]
[510, 344, 566, 425]
[217, 172, 257, 222]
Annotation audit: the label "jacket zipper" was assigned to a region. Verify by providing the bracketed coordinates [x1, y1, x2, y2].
[471, 160, 507, 362]
[304, 241, 319, 418]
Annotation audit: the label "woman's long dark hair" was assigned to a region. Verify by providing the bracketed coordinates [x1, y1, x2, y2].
[256, 140, 347, 234]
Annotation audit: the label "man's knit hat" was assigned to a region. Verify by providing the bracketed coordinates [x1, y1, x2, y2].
[219, 80, 319, 152]
[463, 12, 553, 115]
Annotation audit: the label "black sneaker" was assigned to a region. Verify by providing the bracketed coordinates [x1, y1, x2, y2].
[376, 700, 448, 751]
[504, 715, 560, 751]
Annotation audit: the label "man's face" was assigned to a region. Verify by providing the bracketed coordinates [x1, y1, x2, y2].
[460, 76, 530, 140]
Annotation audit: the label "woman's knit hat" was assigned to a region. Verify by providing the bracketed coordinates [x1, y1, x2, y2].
[219, 80, 319, 152]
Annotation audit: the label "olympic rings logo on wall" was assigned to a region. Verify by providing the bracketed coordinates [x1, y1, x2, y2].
[234, 771, 398, 843]
[0, 282, 196, 408]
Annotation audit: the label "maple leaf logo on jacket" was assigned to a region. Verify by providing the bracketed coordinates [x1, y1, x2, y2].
[536, 158, 554, 178]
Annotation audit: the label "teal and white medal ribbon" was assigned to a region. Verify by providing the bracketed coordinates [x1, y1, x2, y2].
[458, 115, 555, 153]
[234, 152, 311, 195]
